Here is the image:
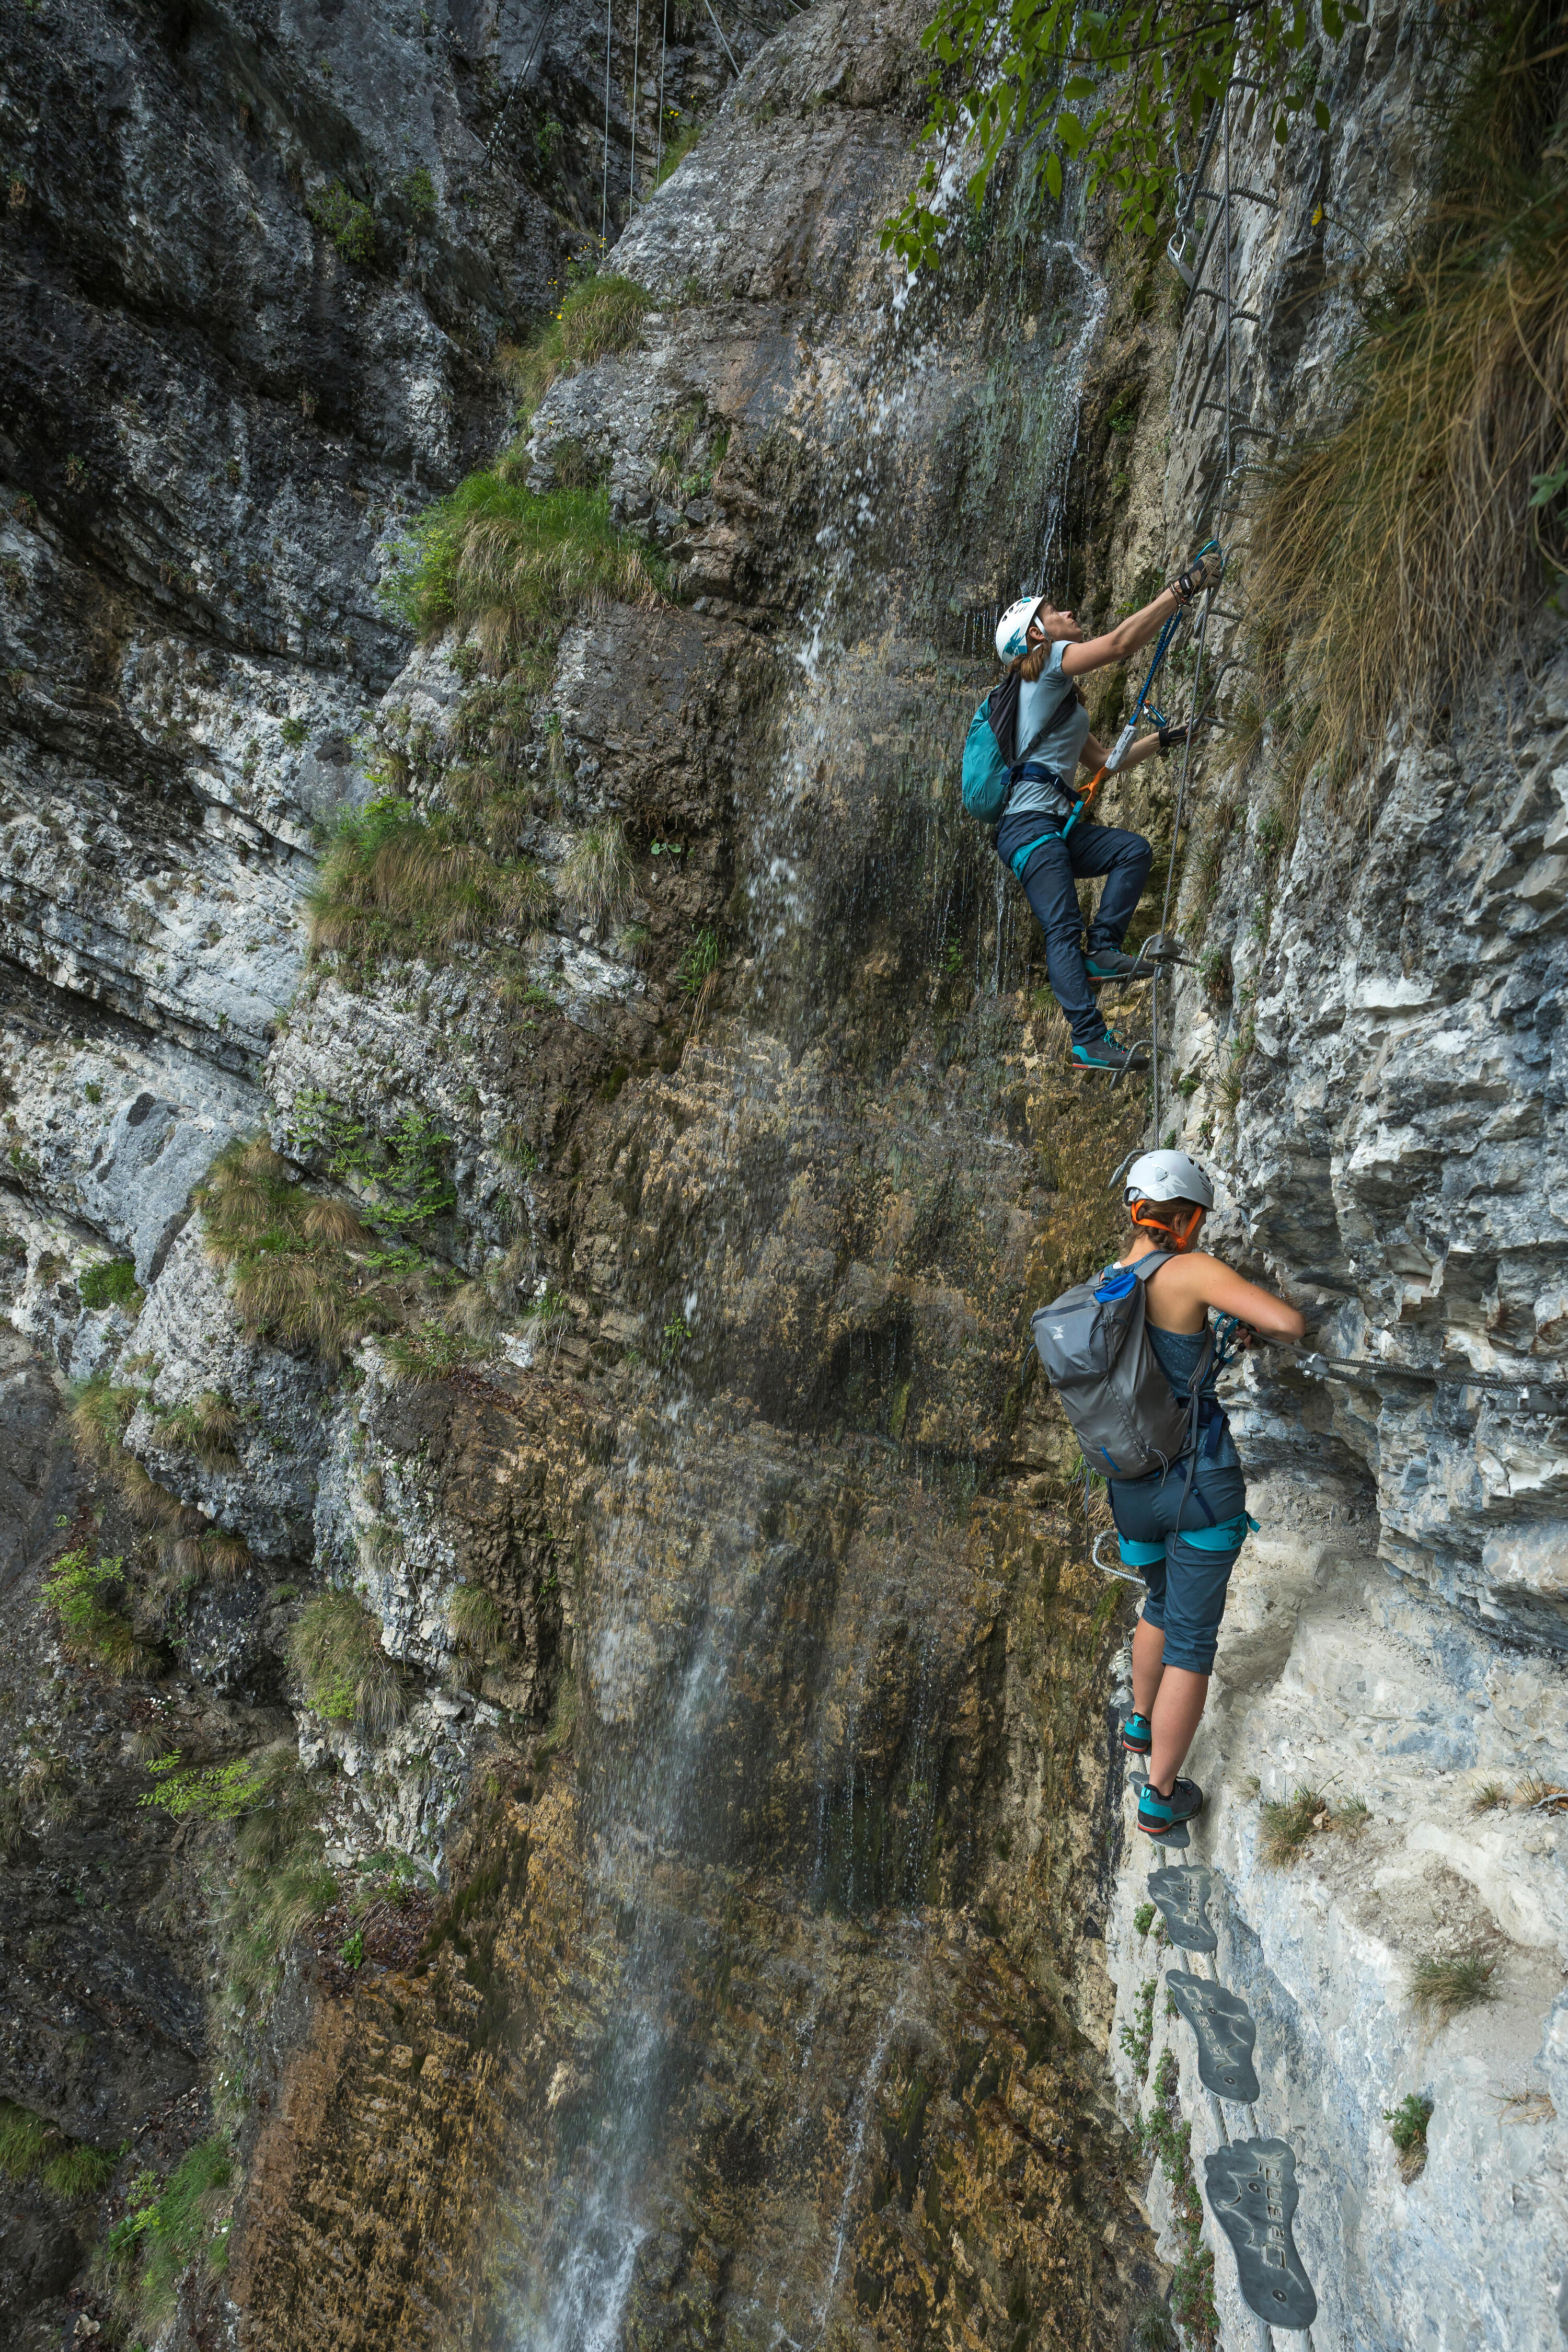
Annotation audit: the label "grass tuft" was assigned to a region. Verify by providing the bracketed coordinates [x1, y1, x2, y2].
[1248, 118, 1568, 814]
[153, 1390, 240, 1467]
[0, 2101, 116, 2202]
[1471, 1780, 1508, 1813]
[103, 2136, 234, 2328]
[1409, 1946, 1499, 2027]
[195, 1138, 402, 1365]
[1260, 1785, 1328, 1865]
[290, 1589, 409, 1733]
[1383, 2090, 1434, 2178]
[500, 275, 653, 412]
[39, 1548, 156, 1681]
[383, 476, 664, 671]
[561, 818, 633, 924]
[307, 795, 549, 968]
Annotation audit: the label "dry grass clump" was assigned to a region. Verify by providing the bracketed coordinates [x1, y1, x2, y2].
[561, 817, 633, 924]
[500, 275, 653, 412]
[153, 1390, 240, 1467]
[385, 475, 663, 672]
[1248, 69, 1568, 812]
[1409, 1945, 1500, 2027]
[290, 1588, 409, 1734]
[307, 794, 550, 968]
[194, 1138, 403, 1365]
[1258, 1785, 1368, 1865]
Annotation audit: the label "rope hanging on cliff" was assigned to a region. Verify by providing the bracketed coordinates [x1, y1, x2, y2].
[629, 0, 642, 210]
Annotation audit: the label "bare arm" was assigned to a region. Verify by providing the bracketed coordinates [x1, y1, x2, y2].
[1061, 586, 1181, 678]
[1146, 1251, 1308, 1342]
[1078, 728, 1165, 776]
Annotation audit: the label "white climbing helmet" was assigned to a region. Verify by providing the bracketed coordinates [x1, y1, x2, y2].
[995, 595, 1046, 662]
[1121, 1148, 1215, 1211]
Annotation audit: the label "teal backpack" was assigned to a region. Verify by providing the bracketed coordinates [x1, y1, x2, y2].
[961, 668, 1077, 823]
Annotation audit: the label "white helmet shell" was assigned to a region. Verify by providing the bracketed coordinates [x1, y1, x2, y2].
[1124, 1148, 1214, 1211]
[995, 596, 1046, 663]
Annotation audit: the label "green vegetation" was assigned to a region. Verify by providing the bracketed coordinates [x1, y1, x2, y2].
[1471, 1780, 1508, 1813]
[653, 120, 700, 189]
[1250, 7, 1568, 810]
[1119, 1977, 1156, 2080]
[1409, 1947, 1500, 2028]
[153, 1390, 240, 1467]
[279, 715, 309, 749]
[885, 0, 1361, 270]
[0, 2101, 116, 2201]
[103, 2138, 233, 2330]
[1260, 1785, 1328, 1864]
[307, 181, 376, 262]
[561, 818, 632, 924]
[659, 1313, 689, 1365]
[306, 794, 549, 969]
[290, 1588, 409, 1732]
[678, 927, 721, 996]
[65, 1376, 255, 1595]
[195, 1137, 405, 1364]
[382, 475, 664, 674]
[1139, 2049, 1218, 2347]
[1196, 945, 1231, 1005]
[1384, 2091, 1434, 2177]
[1133, 1901, 1156, 1939]
[140, 1746, 292, 1823]
[448, 1582, 510, 1677]
[382, 1318, 489, 1382]
[1127, 2297, 1178, 2352]
[79, 1256, 142, 1312]
[400, 164, 437, 225]
[39, 1548, 153, 1680]
[501, 274, 653, 412]
[290, 1094, 457, 1228]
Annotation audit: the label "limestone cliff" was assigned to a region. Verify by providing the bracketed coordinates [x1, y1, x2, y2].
[1, 0, 1564, 2346]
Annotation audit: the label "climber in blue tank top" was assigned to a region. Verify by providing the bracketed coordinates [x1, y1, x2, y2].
[1106, 1150, 1306, 1839]
[992, 550, 1220, 1073]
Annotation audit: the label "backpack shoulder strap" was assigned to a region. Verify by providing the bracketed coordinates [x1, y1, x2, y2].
[1011, 672, 1079, 776]
[1129, 1250, 1175, 1284]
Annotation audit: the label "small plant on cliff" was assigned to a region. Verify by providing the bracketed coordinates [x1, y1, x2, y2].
[78, 1256, 142, 1313]
[1409, 1946, 1500, 2028]
[151, 1390, 240, 1467]
[39, 1549, 153, 1681]
[103, 2136, 234, 2329]
[678, 926, 722, 997]
[382, 475, 665, 673]
[1384, 2091, 1435, 2179]
[290, 1588, 409, 1733]
[1139, 2049, 1219, 2347]
[448, 1583, 512, 1683]
[0, 2101, 116, 2201]
[306, 180, 376, 263]
[1119, 1978, 1156, 2081]
[382, 1318, 489, 1382]
[307, 794, 548, 969]
[195, 1137, 405, 1365]
[501, 274, 653, 412]
[139, 1744, 293, 1824]
[400, 164, 437, 226]
[561, 818, 632, 924]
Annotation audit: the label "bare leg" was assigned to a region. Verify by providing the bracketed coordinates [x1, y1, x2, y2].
[1149, 1666, 1209, 1795]
[1131, 1613, 1166, 1720]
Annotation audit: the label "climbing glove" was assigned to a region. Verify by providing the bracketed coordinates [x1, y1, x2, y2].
[1157, 723, 1191, 757]
[1170, 547, 1224, 604]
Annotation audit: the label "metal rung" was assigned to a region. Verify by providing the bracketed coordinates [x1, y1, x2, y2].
[1197, 406, 1282, 440]
[1187, 289, 1262, 322]
[1192, 182, 1281, 210]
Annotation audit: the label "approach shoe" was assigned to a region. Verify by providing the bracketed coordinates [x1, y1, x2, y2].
[1071, 1027, 1150, 1073]
[1084, 948, 1152, 982]
[1122, 1711, 1152, 1756]
[1137, 1776, 1204, 1837]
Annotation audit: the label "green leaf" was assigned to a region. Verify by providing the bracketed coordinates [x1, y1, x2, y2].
[1045, 150, 1064, 200]
[1062, 75, 1098, 98]
[1313, 97, 1331, 130]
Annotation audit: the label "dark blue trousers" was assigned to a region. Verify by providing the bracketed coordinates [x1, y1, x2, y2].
[996, 814, 1152, 1046]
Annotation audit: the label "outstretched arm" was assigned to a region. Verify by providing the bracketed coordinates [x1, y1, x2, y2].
[1181, 1253, 1307, 1342]
[1060, 549, 1223, 679]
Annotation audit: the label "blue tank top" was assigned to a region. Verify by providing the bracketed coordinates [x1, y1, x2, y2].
[1147, 1322, 1242, 1470]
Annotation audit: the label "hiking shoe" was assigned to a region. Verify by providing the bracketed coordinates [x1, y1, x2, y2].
[1084, 948, 1151, 982]
[1122, 1711, 1152, 1756]
[1071, 1028, 1150, 1073]
[1137, 1777, 1204, 1837]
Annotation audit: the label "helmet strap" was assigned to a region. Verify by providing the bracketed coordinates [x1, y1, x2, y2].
[1131, 1201, 1204, 1254]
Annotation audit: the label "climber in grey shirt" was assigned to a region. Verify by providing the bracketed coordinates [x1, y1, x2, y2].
[992, 550, 1221, 1071]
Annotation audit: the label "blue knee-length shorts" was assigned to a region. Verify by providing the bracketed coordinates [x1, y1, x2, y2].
[1108, 1460, 1255, 1674]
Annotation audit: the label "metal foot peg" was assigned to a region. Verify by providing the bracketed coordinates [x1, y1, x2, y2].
[1167, 1970, 1261, 2103]
[1145, 1863, 1218, 1951]
[1205, 2138, 1318, 2329]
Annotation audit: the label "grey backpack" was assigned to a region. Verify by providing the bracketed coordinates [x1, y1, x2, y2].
[1031, 1251, 1212, 1481]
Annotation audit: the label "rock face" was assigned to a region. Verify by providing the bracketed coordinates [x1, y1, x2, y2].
[2, 0, 1565, 2346]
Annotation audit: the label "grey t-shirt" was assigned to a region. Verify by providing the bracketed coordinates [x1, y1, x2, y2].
[1007, 641, 1090, 820]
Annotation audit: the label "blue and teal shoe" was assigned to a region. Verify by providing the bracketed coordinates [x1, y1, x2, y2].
[1071, 1027, 1150, 1073]
[1122, 1711, 1152, 1756]
[1084, 948, 1150, 982]
[1137, 1777, 1204, 1838]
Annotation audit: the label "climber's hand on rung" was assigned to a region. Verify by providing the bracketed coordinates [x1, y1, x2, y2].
[1170, 547, 1224, 604]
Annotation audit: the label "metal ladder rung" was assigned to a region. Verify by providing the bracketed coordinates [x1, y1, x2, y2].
[1186, 289, 1261, 323]
[1191, 182, 1281, 211]
[1196, 406, 1282, 441]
